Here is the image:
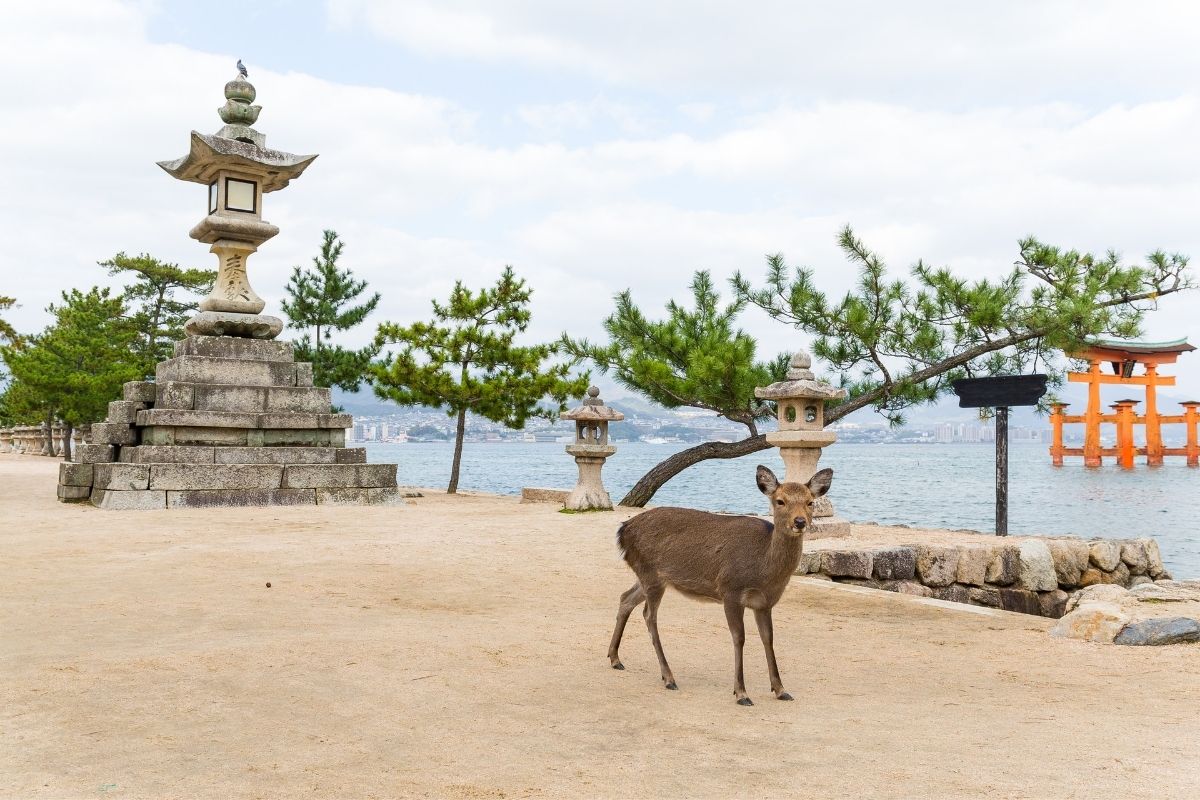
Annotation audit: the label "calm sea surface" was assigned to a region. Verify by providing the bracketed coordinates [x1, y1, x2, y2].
[367, 441, 1200, 579]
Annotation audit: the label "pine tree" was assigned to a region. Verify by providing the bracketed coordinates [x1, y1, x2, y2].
[370, 266, 588, 493]
[0, 295, 18, 347]
[281, 230, 381, 392]
[101, 253, 215, 374]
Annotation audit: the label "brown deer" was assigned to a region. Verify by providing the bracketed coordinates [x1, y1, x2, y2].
[608, 464, 832, 705]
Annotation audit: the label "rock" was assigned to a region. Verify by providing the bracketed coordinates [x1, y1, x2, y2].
[955, 546, 990, 586]
[1113, 617, 1200, 646]
[916, 545, 960, 588]
[821, 550, 873, 579]
[1141, 538, 1166, 579]
[58, 463, 93, 487]
[1038, 589, 1069, 619]
[1099, 562, 1131, 586]
[932, 584, 970, 604]
[73, 444, 115, 464]
[968, 587, 1002, 608]
[1120, 540, 1150, 575]
[93, 463, 151, 491]
[986, 545, 1020, 586]
[90, 489, 167, 510]
[894, 581, 933, 598]
[1078, 568, 1104, 587]
[870, 547, 916, 580]
[798, 551, 823, 575]
[1047, 540, 1088, 587]
[998, 588, 1042, 615]
[1049, 602, 1131, 643]
[1017, 540, 1058, 592]
[1089, 540, 1122, 571]
[1129, 575, 1153, 587]
[1130, 581, 1200, 603]
[1068, 584, 1130, 612]
[123, 381, 156, 403]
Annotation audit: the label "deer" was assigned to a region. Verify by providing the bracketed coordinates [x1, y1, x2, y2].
[607, 464, 833, 706]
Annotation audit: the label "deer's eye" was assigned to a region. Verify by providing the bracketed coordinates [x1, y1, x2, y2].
[807, 501, 814, 507]
[776, 499, 785, 506]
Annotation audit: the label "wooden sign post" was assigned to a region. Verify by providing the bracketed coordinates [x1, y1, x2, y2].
[951, 375, 1048, 536]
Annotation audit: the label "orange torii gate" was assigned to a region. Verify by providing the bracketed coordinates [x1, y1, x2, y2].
[1049, 338, 1197, 468]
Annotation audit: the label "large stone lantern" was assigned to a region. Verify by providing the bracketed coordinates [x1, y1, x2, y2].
[157, 71, 317, 340]
[755, 350, 849, 536]
[561, 387, 624, 511]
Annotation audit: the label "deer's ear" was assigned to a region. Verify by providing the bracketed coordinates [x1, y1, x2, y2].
[808, 468, 833, 497]
[756, 465, 779, 495]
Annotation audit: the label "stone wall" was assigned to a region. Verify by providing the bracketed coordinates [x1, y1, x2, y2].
[798, 536, 1170, 618]
[1, 425, 77, 456]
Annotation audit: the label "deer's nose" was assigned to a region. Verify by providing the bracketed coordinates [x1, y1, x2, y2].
[793, 517, 807, 530]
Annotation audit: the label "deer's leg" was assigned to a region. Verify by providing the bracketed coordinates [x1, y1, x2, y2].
[641, 583, 677, 690]
[754, 607, 792, 700]
[608, 582, 645, 670]
[724, 598, 751, 705]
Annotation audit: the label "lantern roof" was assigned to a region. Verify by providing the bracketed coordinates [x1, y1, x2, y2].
[562, 386, 625, 422]
[754, 350, 847, 401]
[157, 67, 317, 192]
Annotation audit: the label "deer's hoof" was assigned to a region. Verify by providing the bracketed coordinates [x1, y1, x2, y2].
[736, 697, 753, 706]
[611, 661, 625, 670]
[664, 681, 678, 690]
[777, 692, 794, 701]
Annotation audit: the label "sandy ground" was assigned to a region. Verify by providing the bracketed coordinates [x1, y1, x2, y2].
[2, 454, 1198, 800]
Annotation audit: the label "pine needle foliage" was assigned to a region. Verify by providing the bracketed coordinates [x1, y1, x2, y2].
[281, 230, 381, 392]
[370, 266, 587, 493]
[0, 295, 18, 348]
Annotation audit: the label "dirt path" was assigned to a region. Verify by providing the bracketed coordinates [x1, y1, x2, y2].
[1, 454, 1197, 799]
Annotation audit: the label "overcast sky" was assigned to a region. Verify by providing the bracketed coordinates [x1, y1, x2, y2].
[4, 1, 1200, 400]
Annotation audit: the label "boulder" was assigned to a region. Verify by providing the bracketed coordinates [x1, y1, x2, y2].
[916, 545, 960, 588]
[798, 551, 823, 575]
[1017, 540, 1058, 592]
[998, 588, 1042, 615]
[1038, 589, 1069, 619]
[1049, 602, 1131, 643]
[1129, 575, 1153, 587]
[1114, 617, 1200, 646]
[1089, 540, 1122, 571]
[894, 581, 933, 598]
[932, 584, 970, 604]
[1141, 538, 1166, 579]
[1066, 584, 1130, 613]
[1098, 562, 1131, 587]
[968, 587, 1002, 608]
[1120, 540, 1150, 575]
[1130, 581, 1200, 603]
[1078, 568, 1104, 587]
[821, 550, 873, 579]
[985, 544, 1020, 586]
[1046, 540, 1089, 587]
[871, 547, 917, 580]
[955, 546, 990, 586]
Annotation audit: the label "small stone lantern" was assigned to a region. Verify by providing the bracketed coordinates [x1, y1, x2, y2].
[754, 350, 849, 537]
[561, 387, 624, 510]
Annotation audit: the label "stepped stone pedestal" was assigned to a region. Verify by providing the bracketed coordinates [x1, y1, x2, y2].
[57, 336, 401, 509]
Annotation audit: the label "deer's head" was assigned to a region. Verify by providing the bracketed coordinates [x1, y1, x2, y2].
[756, 465, 833, 537]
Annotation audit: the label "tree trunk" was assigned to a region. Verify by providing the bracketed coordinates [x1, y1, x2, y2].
[61, 422, 73, 463]
[447, 406, 468, 494]
[619, 434, 771, 507]
[43, 409, 56, 457]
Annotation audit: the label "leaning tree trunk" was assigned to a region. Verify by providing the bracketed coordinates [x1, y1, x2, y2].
[42, 411, 56, 457]
[619, 434, 772, 507]
[447, 407, 468, 494]
[61, 422, 73, 463]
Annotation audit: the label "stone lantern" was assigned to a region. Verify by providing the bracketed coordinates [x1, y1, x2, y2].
[561, 387, 624, 511]
[156, 70, 317, 340]
[754, 350, 849, 536]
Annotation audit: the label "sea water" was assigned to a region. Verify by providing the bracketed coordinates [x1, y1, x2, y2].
[368, 441, 1200, 579]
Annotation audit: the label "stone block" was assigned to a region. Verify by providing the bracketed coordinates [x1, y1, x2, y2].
[137, 409, 260, 429]
[73, 444, 114, 464]
[316, 488, 372, 505]
[797, 551, 822, 575]
[149, 464, 284, 490]
[214, 446, 339, 464]
[90, 422, 137, 446]
[119, 446, 216, 464]
[246, 429, 265, 446]
[1017, 539, 1058, 592]
[258, 412, 322, 429]
[368, 487, 407, 506]
[1099, 562, 1131, 586]
[147, 426, 250, 447]
[184, 312, 284, 340]
[106, 400, 144, 424]
[91, 489, 168, 510]
[1113, 617, 1200, 646]
[155, 381, 196, 410]
[282, 463, 398, 489]
[94, 463, 151, 491]
[520, 487, 569, 504]
[955, 545, 990, 586]
[871, 547, 916, 580]
[123, 381, 156, 403]
[192, 384, 267, 412]
[998, 587, 1042, 616]
[329, 429, 346, 447]
[968, 587, 1002, 608]
[1120, 540, 1150, 575]
[916, 545, 960, 588]
[1089, 540, 1122, 571]
[1038, 589, 1069, 619]
[335, 448, 367, 464]
[173, 335, 295, 362]
[1049, 602, 1130, 643]
[262, 429, 342, 447]
[1141, 538, 1166, 579]
[166, 488, 316, 508]
[318, 413, 353, 429]
[57, 484, 91, 501]
[821, 550, 873, 579]
[986, 544, 1020, 586]
[265, 386, 333, 413]
[894, 581, 933, 597]
[58, 462, 93, 487]
[295, 362, 313, 387]
[157, 355, 297, 388]
[1047, 540, 1086, 587]
[932, 584, 970, 604]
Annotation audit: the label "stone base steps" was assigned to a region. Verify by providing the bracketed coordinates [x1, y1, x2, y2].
[118, 445, 366, 464]
[89, 486, 406, 510]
